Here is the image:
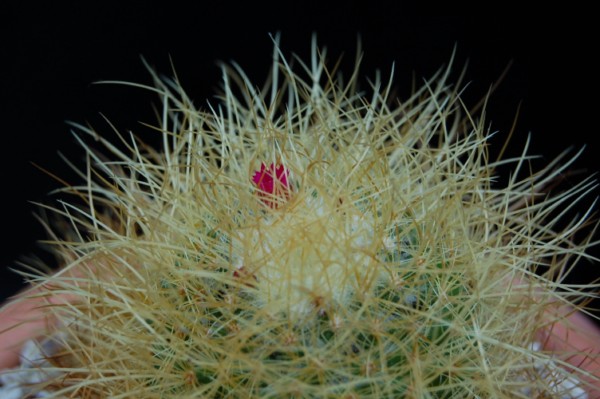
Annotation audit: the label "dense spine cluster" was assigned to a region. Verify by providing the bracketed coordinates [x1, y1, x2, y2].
[3, 38, 598, 398]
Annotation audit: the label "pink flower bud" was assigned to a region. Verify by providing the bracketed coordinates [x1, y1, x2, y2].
[252, 163, 290, 208]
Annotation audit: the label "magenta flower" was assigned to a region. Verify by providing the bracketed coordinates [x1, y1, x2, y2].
[252, 163, 290, 208]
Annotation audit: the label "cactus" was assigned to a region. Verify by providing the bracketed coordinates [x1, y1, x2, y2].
[2, 37, 599, 398]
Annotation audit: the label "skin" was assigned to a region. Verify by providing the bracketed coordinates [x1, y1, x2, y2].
[1, 285, 599, 396]
[0, 286, 75, 369]
[538, 306, 600, 398]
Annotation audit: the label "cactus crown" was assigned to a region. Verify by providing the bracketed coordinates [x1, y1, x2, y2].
[15, 37, 599, 397]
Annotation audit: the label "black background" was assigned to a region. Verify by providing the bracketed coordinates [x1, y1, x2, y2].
[1, 5, 598, 321]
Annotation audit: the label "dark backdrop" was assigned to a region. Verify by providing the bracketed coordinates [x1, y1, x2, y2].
[1, 5, 598, 322]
